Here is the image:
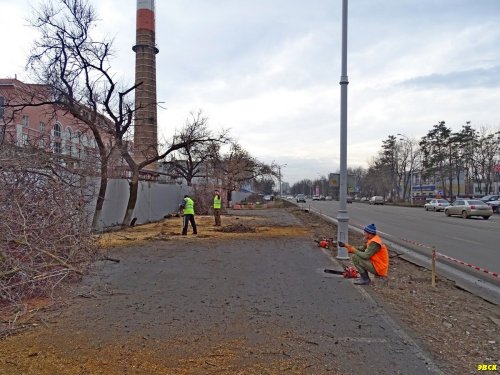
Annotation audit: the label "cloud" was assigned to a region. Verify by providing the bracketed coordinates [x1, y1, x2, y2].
[3, 0, 500, 185]
[399, 65, 500, 90]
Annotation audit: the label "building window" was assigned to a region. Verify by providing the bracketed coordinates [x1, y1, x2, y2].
[53, 123, 61, 138]
[22, 133, 29, 146]
[53, 141, 62, 154]
[39, 121, 45, 132]
[0, 96, 4, 118]
[22, 115, 29, 128]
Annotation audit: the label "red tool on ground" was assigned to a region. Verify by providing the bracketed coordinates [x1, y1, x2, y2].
[324, 265, 359, 278]
[314, 238, 335, 249]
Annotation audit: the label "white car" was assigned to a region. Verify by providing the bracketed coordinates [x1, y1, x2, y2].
[296, 194, 306, 203]
[312, 195, 321, 201]
[369, 196, 384, 205]
[444, 199, 493, 219]
[424, 199, 450, 212]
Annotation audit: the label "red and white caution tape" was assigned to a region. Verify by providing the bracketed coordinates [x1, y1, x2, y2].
[398, 237, 499, 279]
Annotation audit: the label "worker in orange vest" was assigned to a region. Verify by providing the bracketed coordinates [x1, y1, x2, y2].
[340, 223, 389, 285]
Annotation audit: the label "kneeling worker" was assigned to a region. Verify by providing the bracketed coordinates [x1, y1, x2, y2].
[340, 223, 389, 285]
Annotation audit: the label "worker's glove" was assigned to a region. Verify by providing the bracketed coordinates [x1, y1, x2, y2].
[347, 245, 355, 254]
[338, 241, 345, 247]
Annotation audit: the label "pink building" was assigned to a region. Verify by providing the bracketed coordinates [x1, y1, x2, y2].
[0, 78, 112, 171]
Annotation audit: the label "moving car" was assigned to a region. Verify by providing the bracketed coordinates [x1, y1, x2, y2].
[312, 195, 321, 201]
[444, 199, 493, 219]
[296, 194, 306, 203]
[369, 196, 384, 205]
[424, 199, 450, 212]
[347, 196, 353, 204]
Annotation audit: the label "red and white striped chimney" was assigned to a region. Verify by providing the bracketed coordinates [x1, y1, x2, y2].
[133, 0, 159, 167]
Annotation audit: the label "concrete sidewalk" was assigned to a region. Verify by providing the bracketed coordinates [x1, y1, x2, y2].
[0, 208, 445, 374]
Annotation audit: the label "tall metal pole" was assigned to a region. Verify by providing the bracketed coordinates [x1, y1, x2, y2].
[278, 166, 282, 197]
[337, 0, 349, 260]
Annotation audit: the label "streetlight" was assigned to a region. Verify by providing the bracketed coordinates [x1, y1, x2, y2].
[337, 0, 349, 260]
[398, 133, 413, 205]
[278, 163, 287, 197]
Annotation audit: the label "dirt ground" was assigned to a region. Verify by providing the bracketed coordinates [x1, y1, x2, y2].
[0, 206, 499, 374]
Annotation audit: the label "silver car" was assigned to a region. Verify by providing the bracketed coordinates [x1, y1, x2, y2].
[424, 199, 450, 212]
[444, 199, 493, 219]
[296, 194, 306, 203]
[369, 196, 384, 205]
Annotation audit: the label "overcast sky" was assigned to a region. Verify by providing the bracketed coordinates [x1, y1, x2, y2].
[1, 0, 500, 184]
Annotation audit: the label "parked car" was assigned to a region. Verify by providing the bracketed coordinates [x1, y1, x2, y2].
[312, 195, 321, 201]
[369, 196, 384, 205]
[325, 196, 333, 201]
[263, 195, 273, 201]
[444, 199, 493, 219]
[296, 194, 306, 203]
[486, 200, 500, 213]
[347, 196, 353, 204]
[480, 195, 500, 203]
[424, 199, 450, 212]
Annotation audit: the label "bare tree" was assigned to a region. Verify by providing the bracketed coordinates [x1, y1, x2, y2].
[22, 0, 131, 230]
[23, 0, 226, 227]
[163, 111, 228, 186]
[213, 142, 275, 206]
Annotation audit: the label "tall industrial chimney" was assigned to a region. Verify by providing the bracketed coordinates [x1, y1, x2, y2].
[133, 0, 159, 167]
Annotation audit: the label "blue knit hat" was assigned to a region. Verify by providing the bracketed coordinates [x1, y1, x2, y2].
[364, 223, 377, 235]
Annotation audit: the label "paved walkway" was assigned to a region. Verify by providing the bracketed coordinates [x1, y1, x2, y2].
[0, 209, 445, 374]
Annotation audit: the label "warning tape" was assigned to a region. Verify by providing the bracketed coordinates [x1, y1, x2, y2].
[398, 237, 499, 279]
[307, 208, 500, 279]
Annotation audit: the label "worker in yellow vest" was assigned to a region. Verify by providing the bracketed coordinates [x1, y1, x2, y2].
[339, 223, 389, 285]
[213, 190, 222, 226]
[179, 194, 197, 235]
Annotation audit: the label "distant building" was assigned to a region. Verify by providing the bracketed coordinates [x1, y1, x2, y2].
[0, 78, 162, 181]
[0, 78, 107, 170]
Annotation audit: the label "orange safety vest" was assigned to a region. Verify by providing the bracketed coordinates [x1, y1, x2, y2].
[367, 235, 389, 277]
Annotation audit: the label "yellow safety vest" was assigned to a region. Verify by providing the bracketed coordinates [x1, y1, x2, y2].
[214, 195, 221, 209]
[183, 197, 194, 215]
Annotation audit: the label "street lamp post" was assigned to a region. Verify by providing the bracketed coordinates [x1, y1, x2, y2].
[336, 0, 349, 260]
[278, 164, 287, 197]
[398, 133, 413, 205]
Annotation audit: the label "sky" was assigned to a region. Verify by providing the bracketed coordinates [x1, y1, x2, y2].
[1, 0, 500, 184]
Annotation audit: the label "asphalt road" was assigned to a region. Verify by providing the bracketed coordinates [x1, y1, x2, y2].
[304, 200, 500, 278]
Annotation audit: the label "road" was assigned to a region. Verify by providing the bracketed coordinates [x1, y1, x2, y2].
[304, 200, 500, 278]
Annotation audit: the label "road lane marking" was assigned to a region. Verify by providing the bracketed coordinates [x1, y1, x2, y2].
[450, 236, 481, 245]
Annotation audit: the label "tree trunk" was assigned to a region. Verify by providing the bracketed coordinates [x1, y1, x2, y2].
[91, 157, 108, 232]
[122, 167, 140, 226]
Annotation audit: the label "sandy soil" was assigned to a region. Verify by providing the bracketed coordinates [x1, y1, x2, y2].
[0, 206, 499, 375]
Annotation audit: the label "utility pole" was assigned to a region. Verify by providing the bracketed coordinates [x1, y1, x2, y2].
[278, 163, 287, 197]
[337, 0, 349, 260]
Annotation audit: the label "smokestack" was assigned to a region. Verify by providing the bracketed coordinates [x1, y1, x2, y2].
[133, 0, 159, 167]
